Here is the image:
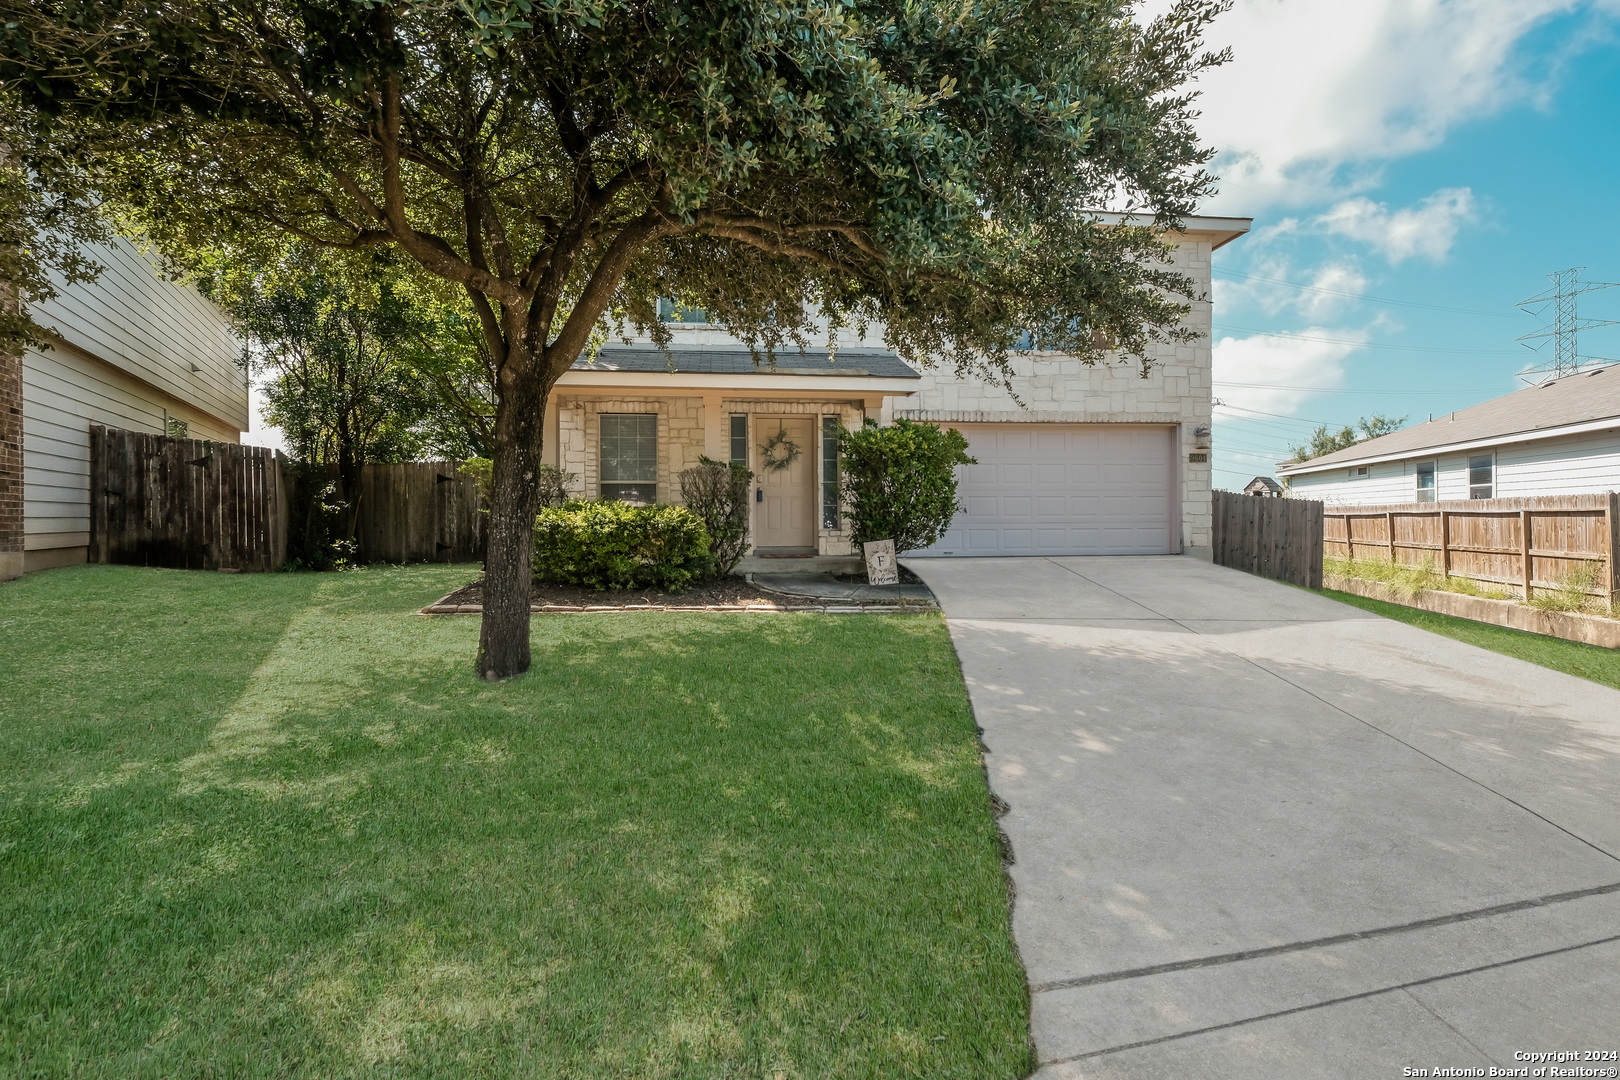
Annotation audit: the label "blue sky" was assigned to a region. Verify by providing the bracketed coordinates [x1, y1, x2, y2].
[1195, 0, 1620, 488]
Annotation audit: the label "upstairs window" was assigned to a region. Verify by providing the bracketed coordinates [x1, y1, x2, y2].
[657, 298, 709, 324]
[600, 414, 657, 503]
[1415, 461, 1437, 503]
[1468, 454, 1494, 500]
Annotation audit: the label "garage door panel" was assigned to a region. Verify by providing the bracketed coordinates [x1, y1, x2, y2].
[913, 423, 1174, 557]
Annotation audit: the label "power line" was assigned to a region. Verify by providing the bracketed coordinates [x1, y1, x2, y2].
[1214, 267, 1526, 319]
[1213, 324, 1516, 355]
[1213, 401, 1333, 425]
[1214, 380, 1507, 396]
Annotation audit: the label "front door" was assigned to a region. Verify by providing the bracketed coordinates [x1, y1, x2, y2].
[752, 416, 816, 553]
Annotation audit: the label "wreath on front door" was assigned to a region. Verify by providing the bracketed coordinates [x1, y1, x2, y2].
[759, 427, 803, 472]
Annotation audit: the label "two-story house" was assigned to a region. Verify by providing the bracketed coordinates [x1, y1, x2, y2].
[544, 214, 1250, 559]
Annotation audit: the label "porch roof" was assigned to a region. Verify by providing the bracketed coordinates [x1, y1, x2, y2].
[572, 345, 921, 379]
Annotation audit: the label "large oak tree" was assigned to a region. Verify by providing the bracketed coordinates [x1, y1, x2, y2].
[1, 0, 1227, 677]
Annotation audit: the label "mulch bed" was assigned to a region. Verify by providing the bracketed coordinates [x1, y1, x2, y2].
[421, 576, 936, 615]
[831, 566, 926, 585]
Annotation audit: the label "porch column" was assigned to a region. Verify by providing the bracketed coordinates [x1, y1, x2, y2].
[701, 393, 727, 460]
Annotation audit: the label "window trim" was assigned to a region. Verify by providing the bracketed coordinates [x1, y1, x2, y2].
[1467, 452, 1495, 500]
[820, 415, 841, 530]
[1415, 460, 1437, 503]
[599, 412, 658, 504]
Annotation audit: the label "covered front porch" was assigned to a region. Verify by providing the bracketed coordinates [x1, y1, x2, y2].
[542, 346, 920, 556]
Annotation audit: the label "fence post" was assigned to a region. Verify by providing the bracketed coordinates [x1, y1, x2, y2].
[1608, 492, 1619, 606]
[1438, 510, 1450, 579]
[1520, 509, 1533, 601]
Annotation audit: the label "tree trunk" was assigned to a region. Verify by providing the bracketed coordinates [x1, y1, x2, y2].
[477, 364, 549, 679]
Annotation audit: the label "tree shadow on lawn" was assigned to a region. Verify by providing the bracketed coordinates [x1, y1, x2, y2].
[2, 572, 1032, 1079]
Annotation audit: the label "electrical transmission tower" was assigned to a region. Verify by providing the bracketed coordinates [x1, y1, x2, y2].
[1517, 267, 1619, 379]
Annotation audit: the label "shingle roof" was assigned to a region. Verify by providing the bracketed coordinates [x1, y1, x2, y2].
[1280, 364, 1620, 472]
[1244, 476, 1283, 492]
[572, 345, 920, 378]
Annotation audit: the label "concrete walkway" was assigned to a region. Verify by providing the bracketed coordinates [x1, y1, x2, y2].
[905, 556, 1620, 1079]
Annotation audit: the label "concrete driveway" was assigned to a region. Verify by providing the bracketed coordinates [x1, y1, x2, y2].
[905, 556, 1620, 1079]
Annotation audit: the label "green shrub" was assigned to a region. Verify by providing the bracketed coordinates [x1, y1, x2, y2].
[533, 500, 713, 591]
[679, 456, 753, 575]
[281, 460, 357, 571]
[839, 419, 975, 554]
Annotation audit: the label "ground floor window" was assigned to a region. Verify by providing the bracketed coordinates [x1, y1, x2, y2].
[821, 416, 841, 529]
[730, 415, 748, 465]
[1468, 454, 1494, 500]
[600, 413, 657, 503]
[1415, 461, 1436, 502]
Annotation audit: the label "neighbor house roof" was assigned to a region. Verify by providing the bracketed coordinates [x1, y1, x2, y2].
[1278, 364, 1620, 475]
[1244, 476, 1283, 493]
[573, 345, 921, 379]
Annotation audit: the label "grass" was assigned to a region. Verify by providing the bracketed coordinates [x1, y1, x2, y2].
[0, 564, 1030, 1079]
[1320, 588, 1620, 692]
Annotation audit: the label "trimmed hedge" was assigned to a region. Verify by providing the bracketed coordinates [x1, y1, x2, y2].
[533, 500, 714, 591]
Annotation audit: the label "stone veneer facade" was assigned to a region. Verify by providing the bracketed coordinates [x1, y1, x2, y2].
[552, 393, 867, 555]
[881, 235, 1216, 555]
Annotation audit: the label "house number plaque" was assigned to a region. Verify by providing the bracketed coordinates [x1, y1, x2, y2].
[864, 539, 899, 586]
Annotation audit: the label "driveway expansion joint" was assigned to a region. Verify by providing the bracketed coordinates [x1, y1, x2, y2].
[1037, 930, 1620, 1068]
[1030, 878, 1620, 994]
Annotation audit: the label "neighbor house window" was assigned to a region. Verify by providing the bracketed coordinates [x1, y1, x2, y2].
[1415, 461, 1437, 503]
[730, 415, 748, 465]
[657, 298, 709, 324]
[1350, 466, 1369, 478]
[600, 413, 657, 503]
[821, 416, 841, 529]
[1468, 454, 1494, 500]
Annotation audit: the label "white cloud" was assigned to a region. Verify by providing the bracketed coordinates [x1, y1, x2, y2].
[1315, 188, 1477, 263]
[1214, 255, 1371, 321]
[1212, 326, 1368, 415]
[1188, 0, 1611, 210]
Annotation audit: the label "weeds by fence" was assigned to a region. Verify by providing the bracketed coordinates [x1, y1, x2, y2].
[1323, 494, 1619, 605]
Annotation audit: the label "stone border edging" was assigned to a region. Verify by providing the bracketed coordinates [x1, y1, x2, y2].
[418, 595, 929, 616]
[1324, 574, 1620, 649]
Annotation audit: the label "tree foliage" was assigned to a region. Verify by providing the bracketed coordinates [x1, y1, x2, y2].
[1, 0, 1230, 675]
[1287, 413, 1407, 463]
[839, 419, 975, 554]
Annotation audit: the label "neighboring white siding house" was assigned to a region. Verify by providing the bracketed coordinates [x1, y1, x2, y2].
[1279, 365, 1620, 505]
[21, 238, 247, 571]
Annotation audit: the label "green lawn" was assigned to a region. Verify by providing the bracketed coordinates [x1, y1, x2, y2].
[0, 565, 1029, 1079]
[1321, 587, 1620, 691]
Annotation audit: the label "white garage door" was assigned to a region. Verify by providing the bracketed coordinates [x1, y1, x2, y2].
[911, 424, 1176, 557]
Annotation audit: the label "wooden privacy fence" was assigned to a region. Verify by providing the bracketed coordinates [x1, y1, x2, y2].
[91, 426, 288, 571]
[91, 426, 484, 570]
[1212, 488, 1324, 588]
[353, 461, 484, 563]
[1324, 493, 1620, 603]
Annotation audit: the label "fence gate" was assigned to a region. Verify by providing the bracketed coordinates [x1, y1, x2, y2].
[90, 425, 288, 571]
[1212, 489, 1324, 589]
[354, 461, 485, 564]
